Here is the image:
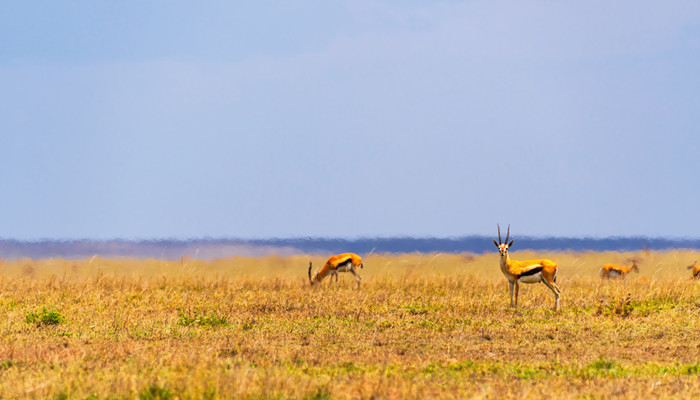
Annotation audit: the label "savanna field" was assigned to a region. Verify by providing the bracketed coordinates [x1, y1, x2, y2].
[0, 251, 699, 399]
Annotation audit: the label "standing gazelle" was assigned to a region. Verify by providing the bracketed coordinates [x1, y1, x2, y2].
[688, 261, 700, 279]
[308, 253, 363, 288]
[494, 224, 561, 311]
[600, 261, 639, 279]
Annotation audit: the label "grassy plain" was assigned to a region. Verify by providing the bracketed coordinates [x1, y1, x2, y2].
[0, 250, 699, 399]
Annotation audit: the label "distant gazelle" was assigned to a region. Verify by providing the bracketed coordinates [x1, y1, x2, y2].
[493, 225, 562, 311]
[308, 253, 363, 288]
[688, 261, 700, 280]
[600, 261, 639, 279]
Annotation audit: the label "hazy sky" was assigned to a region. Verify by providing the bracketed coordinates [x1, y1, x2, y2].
[1, 1, 699, 240]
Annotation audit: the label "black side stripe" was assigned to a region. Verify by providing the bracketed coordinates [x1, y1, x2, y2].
[335, 258, 353, 268]
[518, 266, 543, 278]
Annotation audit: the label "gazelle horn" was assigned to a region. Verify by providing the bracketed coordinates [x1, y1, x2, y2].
[505, 224, 510, 244]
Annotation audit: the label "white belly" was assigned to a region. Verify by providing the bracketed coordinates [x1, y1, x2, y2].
[608, 270, 622, 278]
[519, 273, 543, 284]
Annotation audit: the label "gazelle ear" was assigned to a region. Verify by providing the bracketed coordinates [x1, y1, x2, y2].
[493, 239, 499, 247]
[507, 240, 514, 248]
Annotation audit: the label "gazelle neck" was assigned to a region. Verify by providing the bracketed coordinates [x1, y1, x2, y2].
[499, 251, 511, 268]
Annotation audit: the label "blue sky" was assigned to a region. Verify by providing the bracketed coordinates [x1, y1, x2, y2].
[1, 1, 699, 240]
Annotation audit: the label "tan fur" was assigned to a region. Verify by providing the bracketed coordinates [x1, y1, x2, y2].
[600, 262, 639, 279]
[494, 225, 561, 311]
[308, 253, 363, 288]
[687, 261, 700, 279]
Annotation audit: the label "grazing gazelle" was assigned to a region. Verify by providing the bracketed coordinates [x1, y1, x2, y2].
[308, 253, 363, 288]
[687, 261, 700, 279]
[600, 261, 639, 279]
[494, 225, 561, 311]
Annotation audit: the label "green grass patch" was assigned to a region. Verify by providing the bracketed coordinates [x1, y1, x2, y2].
[25, 307, 64, 326]
[295, 359, 700, 381]
[176, 307, 229, 328]
[139, 384, 173, 400]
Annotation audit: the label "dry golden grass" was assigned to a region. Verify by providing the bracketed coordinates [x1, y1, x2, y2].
[0, 250, 698, 399]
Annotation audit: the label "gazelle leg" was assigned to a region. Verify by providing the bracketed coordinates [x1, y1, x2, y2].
[542, 279, 561, 311]
[514, 280, 519, 307]
[552, 282, 562, 296]
[509, 281, 515, 307]
[350, 265, 362, 288]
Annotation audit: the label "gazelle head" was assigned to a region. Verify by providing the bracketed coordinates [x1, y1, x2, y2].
[493, 224, 514, 257]
[688, 261, 700, 279]
[308, 262, 316, 286]
[629, 260, 640, 273]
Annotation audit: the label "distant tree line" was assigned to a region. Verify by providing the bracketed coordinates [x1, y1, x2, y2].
[0, 236, 697, 260]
